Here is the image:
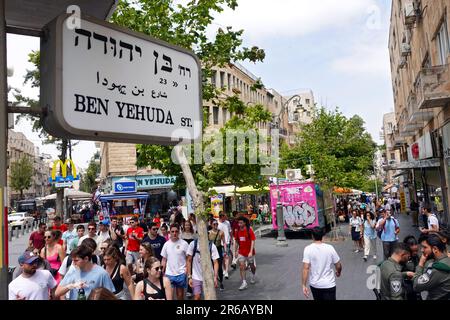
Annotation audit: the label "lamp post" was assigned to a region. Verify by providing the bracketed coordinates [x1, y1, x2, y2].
[273, 95, 303, 247]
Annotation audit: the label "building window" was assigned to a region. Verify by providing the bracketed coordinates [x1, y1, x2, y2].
[390, 153, 395, 160]
[305, 99, 310, 104]
[436, 19, 449, 65]
[213, 106, 219, 125]
[220, 72, 225, 88]
[211, 71, 217, 87]
[227, 74, 231, 89]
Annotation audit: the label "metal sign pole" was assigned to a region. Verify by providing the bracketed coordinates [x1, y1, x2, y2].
[0, 0, 9, 300]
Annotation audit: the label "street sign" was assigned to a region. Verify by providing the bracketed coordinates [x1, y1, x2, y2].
[113, 180, 137, 193]
[55, 181, 73, 188]
[41, 13, 202, 145]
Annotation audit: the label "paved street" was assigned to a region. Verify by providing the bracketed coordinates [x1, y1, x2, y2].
[217, 213, 420, 300]
[7, 214, 420, 300]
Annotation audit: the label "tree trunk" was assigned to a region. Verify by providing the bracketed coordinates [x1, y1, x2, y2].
[55, 139, 68, 220]
[174, 145, 216, 300]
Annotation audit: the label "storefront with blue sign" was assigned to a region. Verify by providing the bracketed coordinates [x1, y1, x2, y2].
[106, 175, 179, 216]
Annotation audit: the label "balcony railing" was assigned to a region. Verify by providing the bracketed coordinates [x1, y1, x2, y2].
[415, 64, 450, 109]
[406, 92, 434, 125]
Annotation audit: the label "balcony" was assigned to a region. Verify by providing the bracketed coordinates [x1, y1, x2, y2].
[415, 65, 450, 109]
[406, 93, 434, 125]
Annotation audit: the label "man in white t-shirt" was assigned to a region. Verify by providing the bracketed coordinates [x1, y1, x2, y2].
[186, 239, 219, 300]
[96, 220, 111, 250]
[302, 228, 342, 300]
[9, 251, 57, 300]
[218, 212, 232, 279]
[161, 223, 189, 301]
[420, 207, 440, 234]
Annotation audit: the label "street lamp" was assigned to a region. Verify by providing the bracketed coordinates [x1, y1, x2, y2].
[273, 95, 303, 247]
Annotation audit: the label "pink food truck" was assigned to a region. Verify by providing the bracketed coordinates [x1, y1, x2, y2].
[270, 181, 330, 232]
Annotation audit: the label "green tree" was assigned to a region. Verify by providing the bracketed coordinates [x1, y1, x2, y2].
[80, 153, 100, 193]
[281, 107, 377, 190]
[10, 156, 34, 199]
[13, 51, 74, 216]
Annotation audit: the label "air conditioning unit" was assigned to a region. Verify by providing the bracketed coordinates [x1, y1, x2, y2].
[404, 1, 417, 26]
[286, 169, 303, 181]
[401, 43, 411, 56]
[399, 56, 407, 69]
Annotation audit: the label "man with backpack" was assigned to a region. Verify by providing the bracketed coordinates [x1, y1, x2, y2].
[186, 238, 219, 300]
[376, 209, 400, 260]
[234, 216, 256, 291]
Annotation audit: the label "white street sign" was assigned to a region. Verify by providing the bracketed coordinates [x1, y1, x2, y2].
[41, 13, 202, 145]
[55, 182, 73, 188]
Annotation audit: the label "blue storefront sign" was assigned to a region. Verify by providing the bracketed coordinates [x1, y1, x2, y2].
[113, 181, 137, 193]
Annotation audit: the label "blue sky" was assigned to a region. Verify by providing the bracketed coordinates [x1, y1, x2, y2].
[7, 0, 394, 169]
[219, 0, 394, 144]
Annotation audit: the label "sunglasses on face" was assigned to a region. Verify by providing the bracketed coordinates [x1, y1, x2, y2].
[45, 236, 52, 239]
[170, 230, 179, 234]
[88, 228, 96, 230]
[151, 228, 158, 231]
[152, 266, 163, 271]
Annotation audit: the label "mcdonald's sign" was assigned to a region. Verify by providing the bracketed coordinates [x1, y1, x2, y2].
[49, 159, 80, 183]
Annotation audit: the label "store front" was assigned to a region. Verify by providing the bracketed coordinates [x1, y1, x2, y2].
[107, 175, 179, 217]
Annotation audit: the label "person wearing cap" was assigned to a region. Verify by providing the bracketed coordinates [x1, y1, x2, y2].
[9, 251, 57, 300]
[62, 219, 77, 255]
[97, 220, 112, 253]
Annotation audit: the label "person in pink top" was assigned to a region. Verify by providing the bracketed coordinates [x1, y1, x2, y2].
[40, 230, 65, 285]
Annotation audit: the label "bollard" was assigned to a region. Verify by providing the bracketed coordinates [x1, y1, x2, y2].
[15, 227, 19, 239]
[21, 224, 25, 236]
[8, 227, 12, 242]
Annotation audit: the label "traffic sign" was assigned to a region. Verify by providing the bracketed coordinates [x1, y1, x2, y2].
[41, 13, 202, 145]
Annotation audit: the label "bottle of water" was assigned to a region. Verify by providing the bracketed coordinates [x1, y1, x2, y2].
[77, 288, 86, 300]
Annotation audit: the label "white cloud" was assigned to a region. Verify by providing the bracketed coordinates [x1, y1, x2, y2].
[331, 37, 391, 76]
[211, 0, 377, 39]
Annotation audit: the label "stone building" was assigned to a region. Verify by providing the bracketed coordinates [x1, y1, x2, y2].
[387, 0, 450, 223]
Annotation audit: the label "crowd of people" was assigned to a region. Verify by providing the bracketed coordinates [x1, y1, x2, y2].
[8, 209, 258, 300]
[301, 193, 450, 301]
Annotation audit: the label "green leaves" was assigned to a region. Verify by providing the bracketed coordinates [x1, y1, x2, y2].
[282, 107, 377, 191]
[10, 156, 34, 198]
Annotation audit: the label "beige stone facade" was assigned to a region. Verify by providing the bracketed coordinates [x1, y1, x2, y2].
[7, 130, 51, 206]
[388, 0, 450, 220]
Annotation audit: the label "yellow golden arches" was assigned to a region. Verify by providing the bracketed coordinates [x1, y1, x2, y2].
[51, 159, 77, 181]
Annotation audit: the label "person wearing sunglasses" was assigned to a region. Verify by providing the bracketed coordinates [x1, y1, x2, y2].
[134, 257, 172, 300]
[40, 230, 65, 285]
[161, 223, 189, 300]
[142, 222, 166, 261]
[9, 251, 57, 300]
[78, 222, 98, 247]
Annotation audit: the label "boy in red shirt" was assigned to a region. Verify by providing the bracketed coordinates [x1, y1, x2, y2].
[234, 216, 256, 291]
[51, 216, 68, 245]
[125, 216, 144, 269]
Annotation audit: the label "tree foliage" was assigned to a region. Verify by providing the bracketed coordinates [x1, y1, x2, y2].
[80, 154, 101, 193]
[281, 107, 377, 190]
[113, 0, 268, 191]
[10, 156, 34, 199]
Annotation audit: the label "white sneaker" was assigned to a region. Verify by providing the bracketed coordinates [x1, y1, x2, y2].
[224, 272, 229, 279]
[373, 255, 377, 260]
[250, 274, 256, 284]
[239, 281, 248, 290]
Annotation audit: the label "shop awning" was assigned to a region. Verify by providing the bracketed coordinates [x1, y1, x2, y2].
[209, 186, 238, 197]
[98, 192, 149, 201]
[235, 186, 269, 195]
[383, 159, 440, 171]
[43, 189, 92, 200]
[392, 170, 409, 178]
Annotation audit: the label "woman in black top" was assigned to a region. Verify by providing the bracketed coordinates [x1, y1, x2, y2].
[134, 257, 172, 300]
[103, 247, 135, 300]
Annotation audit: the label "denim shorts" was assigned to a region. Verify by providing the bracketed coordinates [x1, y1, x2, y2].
[167, 273, 187, 288]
